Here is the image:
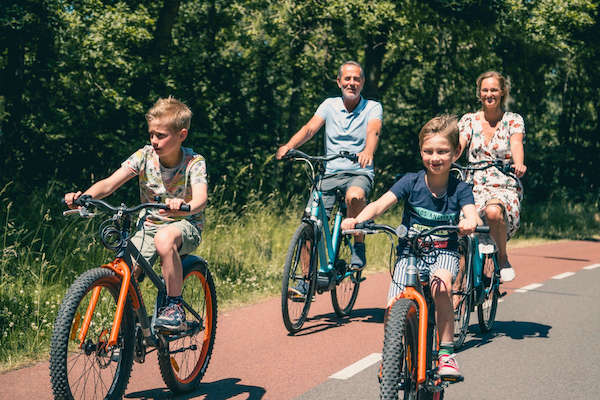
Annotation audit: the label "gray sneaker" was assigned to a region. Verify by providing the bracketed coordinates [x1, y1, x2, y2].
[289, 280, 309, 301]
[350, 242, 366, 270]
[155, 303, 187, 332]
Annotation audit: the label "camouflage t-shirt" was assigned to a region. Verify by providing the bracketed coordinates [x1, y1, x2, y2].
[122, 145, 207, 230]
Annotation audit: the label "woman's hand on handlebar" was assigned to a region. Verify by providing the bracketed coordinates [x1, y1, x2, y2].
[513, 163, 527, 178]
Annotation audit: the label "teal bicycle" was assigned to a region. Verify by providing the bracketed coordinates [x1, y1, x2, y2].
[280, 149, 363, 334]
[451, 161, 515, 348]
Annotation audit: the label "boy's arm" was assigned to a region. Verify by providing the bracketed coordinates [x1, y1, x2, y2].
[162, 182, 208, 216]
[65, 167, 134, 208]
[341, 191, 397, 230]
[458, 203, 478, 235]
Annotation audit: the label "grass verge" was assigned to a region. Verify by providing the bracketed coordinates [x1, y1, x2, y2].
[0, 186, 598, 371]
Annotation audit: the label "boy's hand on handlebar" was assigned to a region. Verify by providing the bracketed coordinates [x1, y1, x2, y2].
[160, 198, 189, 216]
[513, 163, 527, 178]
[458, 217, 477, 236]
[64, 191, 83, 209]
[341, 218, 358, 231]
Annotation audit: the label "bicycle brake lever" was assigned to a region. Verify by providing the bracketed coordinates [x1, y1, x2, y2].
[63, 208, 96, 218]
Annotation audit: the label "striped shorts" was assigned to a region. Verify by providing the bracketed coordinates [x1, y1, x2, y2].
[387, 249, 460, 303]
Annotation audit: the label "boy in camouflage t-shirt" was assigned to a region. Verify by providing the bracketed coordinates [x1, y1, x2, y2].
[64, 97, 208, 332]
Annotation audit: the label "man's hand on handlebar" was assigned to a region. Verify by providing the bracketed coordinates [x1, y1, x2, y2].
[357, 149, 374, 168]
[275, 144, 291, 160]
[341, 217, 359, 231]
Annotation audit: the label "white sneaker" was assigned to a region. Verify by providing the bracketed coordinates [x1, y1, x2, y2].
[500, 264, 516, 282]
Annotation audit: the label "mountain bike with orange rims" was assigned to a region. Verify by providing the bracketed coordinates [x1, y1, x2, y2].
[344, 221, 489, 400]
[49, 195, 217, 400]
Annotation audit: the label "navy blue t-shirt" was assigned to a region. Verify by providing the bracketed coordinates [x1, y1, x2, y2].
[389, 170, 474, 251]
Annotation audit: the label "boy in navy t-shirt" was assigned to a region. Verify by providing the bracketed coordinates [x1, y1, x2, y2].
[342, 115, 478, 380]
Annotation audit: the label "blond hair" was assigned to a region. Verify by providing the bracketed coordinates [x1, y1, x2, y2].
[418, 114, 459, 151]
[145, 96, 192, 131]
[476, 70, 511, 110]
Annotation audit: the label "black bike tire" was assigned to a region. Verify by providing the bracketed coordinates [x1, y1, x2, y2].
[281, 222, 318, 334]
[380, 299, 419, 400]
[453, 238, 472, 349]
[331, 235, 361, 317]
[477, 253, 499, 332]
[158, 261, 218, 393]
[49, 267, 135, 400]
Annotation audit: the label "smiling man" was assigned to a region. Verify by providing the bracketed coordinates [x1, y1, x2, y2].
[276, 61, 383, 285]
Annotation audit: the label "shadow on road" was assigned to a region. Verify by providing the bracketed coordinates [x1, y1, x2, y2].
[290, 307, 385, 337]
[125, 377, 266, 400]
[459, 320, 551, 352]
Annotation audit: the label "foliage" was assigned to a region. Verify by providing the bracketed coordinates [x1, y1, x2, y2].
[0, 0, 598, 205]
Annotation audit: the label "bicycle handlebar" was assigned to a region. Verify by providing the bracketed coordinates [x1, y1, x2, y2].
[282, 148, 358, 163]
[62, 195, 191, 216]
[344, 220, 489, 239]
[452, 160, 514, 175]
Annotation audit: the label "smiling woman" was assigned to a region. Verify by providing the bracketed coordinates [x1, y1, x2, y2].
[457, 71, 527, 283]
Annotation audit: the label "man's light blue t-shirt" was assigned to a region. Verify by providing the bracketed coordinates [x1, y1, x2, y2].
[315, 96, 383, 179]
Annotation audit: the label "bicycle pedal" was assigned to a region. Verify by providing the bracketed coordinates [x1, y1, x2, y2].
[441, 375, 464, 383]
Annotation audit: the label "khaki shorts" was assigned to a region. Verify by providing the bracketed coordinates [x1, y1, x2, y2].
[129, 219, 201, 266]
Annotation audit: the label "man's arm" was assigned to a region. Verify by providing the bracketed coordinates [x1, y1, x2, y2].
[357, 118, 382, 168]
[275, 114, 325, 159]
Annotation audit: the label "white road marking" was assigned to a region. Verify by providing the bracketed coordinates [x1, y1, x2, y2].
[330, 353, 381, 380]
[552, 272, 575, 279]
[584, 263, 600, 270]
[514, 283, 543, 293]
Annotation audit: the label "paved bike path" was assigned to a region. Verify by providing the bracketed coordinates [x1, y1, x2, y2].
[296, 250, 600, 400]
[1, 240, 598, 399]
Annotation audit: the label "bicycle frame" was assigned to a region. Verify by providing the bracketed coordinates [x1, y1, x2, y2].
[306, 175, 354, 290]
[76, 229, 205, 349]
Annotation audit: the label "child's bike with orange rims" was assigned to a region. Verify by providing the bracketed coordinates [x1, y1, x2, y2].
[344, 221, 489, 400]
[49, 195, 217, 400]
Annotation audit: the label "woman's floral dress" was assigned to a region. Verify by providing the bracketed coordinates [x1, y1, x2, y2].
[458, 111, 524, 240]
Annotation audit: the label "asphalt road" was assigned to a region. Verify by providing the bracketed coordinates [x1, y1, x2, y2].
[1, 240, 599, 399]
[295, 262, 600, 400]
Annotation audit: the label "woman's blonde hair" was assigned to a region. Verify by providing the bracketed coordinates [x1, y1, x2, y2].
[145, 96, 192, 131]
[418, 114, 459, 151]
[476, 70, 511, 110]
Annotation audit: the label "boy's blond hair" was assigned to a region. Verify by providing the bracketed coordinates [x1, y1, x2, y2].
[418, 114, 459, 151]
[145, 96, 192, 131]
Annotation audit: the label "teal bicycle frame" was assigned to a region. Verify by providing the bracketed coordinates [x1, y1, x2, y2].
[307, 179, 354, 292]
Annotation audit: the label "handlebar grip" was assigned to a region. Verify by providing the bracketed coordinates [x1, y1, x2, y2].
[355, 220, 374, 230]
[180, 204, 191, 212]
[475, 226, 490, 234]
